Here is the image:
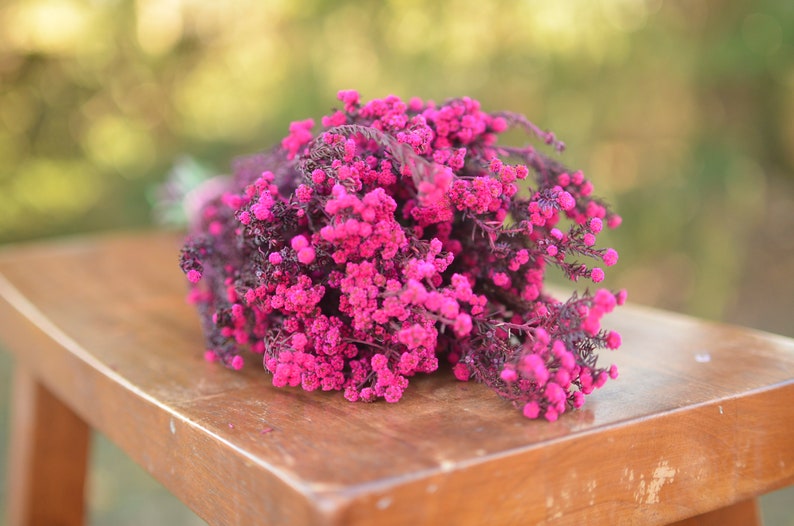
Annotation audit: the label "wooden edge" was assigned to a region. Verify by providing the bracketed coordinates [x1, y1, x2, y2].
[668, 498, 761, 526]
[320, 382, 794, 525]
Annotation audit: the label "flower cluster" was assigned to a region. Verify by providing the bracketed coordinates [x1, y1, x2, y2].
[180, 91, 625, 421]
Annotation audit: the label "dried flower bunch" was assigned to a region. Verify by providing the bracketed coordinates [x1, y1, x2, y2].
[180, 91, 625, 421]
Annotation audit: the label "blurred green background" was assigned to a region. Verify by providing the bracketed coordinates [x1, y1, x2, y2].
[0, 0, 792, 524]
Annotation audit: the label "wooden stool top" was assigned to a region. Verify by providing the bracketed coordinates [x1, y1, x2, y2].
[1, 231, 793, 525]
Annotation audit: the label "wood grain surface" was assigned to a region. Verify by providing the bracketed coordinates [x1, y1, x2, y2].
[1, 231, 792, 525]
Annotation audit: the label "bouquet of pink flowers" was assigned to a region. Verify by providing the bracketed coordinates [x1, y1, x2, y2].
[180, 91, 625, 421]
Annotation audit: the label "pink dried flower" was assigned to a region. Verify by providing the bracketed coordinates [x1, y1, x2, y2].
[180, 91, 625, 421]
[231, 355, 244, 370]
[452, 363, 470, 381]
[522, 401, 540, 419]
[603, 248, 619, 266]
[297, 247, 316, 264]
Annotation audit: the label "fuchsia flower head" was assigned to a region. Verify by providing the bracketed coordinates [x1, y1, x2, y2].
[180, 91, 625, 420]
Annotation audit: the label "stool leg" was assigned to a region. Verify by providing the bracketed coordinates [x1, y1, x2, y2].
[669, 498, 761, 526]
[6, 366, 90, 526]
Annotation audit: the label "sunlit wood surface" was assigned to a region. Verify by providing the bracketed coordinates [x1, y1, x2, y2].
[1, 231, 792, 525]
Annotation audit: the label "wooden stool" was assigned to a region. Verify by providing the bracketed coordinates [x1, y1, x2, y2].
[1, 232, 792, 525]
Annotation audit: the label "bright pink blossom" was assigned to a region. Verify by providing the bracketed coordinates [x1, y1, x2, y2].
[231, 355, 244, 370]
[603, 248, 619, 266]
[180, 92, 624, 421]
[297, 247, 316, 264]
[453, 363, 470, 381]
